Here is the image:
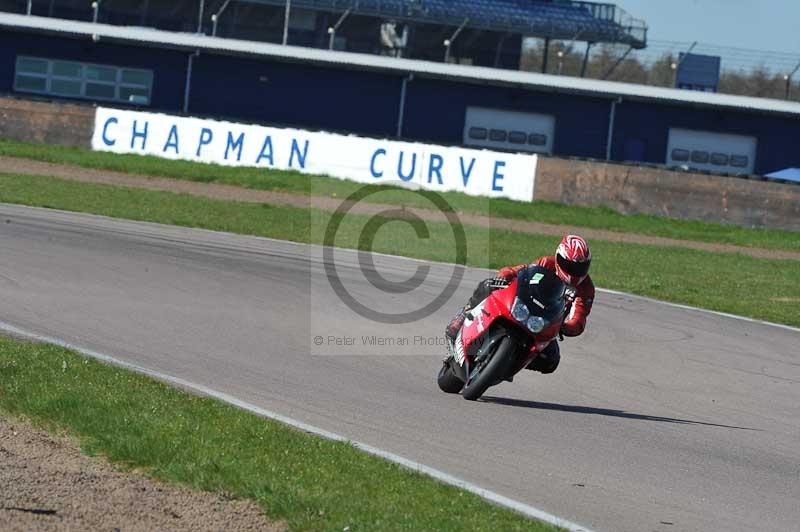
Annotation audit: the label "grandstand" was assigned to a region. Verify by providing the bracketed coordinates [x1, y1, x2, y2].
[1, 0, 646, 70]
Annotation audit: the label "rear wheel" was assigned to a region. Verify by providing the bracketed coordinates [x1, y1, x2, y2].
[437, 361, 463, 394]
[461, 336, 517, 401]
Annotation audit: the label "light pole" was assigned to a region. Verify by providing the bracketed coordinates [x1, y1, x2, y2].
[444, 18, 468, 63]
[327, 8, 351, 50]
[784, 60, 800, 100]
[91, 0, 100, 23]
[672, 41, 698, 87]
[26, 0, 32, 15]
[211, 0, 233, 37]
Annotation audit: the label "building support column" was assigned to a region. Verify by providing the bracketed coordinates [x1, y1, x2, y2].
[196, 0, 205, 34]
[606, 97, 622, 161]
[396, 74, 413, 138]
[183, 51, 199, 114]
[282, 0, 291, 45]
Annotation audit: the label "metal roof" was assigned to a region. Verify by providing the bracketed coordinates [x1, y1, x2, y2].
[4, 12, 800, 117]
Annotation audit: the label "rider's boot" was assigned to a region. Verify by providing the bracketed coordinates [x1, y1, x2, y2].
[526, 340, 561, 374]
[445, 307, 467, 344]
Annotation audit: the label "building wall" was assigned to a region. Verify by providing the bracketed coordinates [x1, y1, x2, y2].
[0, 30, 187, 112]
[1, 28, 799, 176]
[612, 100, 800, 175]
[189, 54, 401, 137]
[403, 78, 611, 158]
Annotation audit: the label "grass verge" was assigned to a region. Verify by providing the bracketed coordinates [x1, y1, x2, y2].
[1, 172, 799, 327]
[0, 335, 560, 531]
[1, 139, 798, 252]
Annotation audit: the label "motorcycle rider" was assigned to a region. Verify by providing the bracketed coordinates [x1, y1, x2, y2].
[445, 234, 594, 374]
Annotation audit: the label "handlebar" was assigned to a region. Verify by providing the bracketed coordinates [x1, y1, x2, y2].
[487, 277, 510, 289]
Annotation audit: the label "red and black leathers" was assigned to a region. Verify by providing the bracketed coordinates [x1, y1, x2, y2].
[498, 255, 595, 337]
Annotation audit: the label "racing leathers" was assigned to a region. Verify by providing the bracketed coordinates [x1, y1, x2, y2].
[498, 255, 595, 337]
[445, 256, 594, 374]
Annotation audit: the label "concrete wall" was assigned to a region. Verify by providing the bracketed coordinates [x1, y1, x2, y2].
[0, 96, 94, 147]
[536, 157, 800, 231]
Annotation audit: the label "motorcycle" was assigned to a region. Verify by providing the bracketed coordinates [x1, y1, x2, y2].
[437, 264, 567, 401]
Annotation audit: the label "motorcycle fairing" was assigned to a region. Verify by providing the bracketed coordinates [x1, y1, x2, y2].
[460, 281, 516, 354]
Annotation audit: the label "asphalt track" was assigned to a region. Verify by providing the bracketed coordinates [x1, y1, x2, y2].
[1, 203, 798, 532]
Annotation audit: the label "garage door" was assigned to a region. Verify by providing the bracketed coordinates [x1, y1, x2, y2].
[666, 128, 757, 174]
[463, 107, 555, 154]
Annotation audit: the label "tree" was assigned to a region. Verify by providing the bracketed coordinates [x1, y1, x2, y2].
[518, 39, 799, 102]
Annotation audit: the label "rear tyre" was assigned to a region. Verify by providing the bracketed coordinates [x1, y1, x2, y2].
[437, 361, 464, 394]
[461, 336, 516, 401]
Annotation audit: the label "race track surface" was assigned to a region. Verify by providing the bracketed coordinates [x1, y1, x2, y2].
[1, 203, 798, 532]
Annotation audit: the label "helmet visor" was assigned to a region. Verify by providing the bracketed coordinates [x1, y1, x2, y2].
[557, 253, 590, 279]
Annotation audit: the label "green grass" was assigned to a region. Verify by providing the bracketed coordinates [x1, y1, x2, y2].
[0, 336, 560, 531]
[2, 138, 798, 252]
[1, 172, 799, 327]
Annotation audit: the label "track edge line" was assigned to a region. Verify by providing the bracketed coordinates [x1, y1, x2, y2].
[0, 319, 595, 532]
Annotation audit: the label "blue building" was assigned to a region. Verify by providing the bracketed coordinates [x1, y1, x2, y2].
[1, 8, 799, 176]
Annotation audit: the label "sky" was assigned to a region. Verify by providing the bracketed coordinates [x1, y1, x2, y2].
[617, 0, 800, 55]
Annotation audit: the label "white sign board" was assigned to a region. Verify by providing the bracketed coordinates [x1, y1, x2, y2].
[92, 107, 537, 201]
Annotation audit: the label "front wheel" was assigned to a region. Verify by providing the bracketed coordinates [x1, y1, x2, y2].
[437, 361, 463, 394]
[461, 336, 517, 401]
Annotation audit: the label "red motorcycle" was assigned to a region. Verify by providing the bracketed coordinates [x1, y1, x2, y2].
[437, 265, 567, 401]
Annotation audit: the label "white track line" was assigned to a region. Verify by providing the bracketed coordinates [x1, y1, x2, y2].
[596, 288, 800, 333]
[0, 319, 594, 532]
[362, 252, 800, 334]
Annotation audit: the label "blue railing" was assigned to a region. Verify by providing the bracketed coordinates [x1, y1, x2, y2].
[2, 0, 647, 47]
[248, 0, 647, 47]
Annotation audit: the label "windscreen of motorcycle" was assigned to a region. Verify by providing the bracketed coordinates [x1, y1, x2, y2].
[515, 265, 567, 324]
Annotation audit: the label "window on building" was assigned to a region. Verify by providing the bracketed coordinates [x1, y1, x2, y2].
[528, 133, 547, 146]
[671, 148, 690, 162]
[489, 129, 507, 142]
[690, 150, 709, 164]
[468, 127, 488, 140]
[13, 56, 153, 106]
[508, 131, 527, 144]
[710, 153, 729, 166]
[730, 155, 749, 168]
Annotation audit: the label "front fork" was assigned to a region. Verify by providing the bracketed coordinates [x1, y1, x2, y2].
[447, 329, 507, 384]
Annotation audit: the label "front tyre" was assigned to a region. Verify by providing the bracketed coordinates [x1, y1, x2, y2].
[437, 361, 463, 394]
[461, 336, 516, 401]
